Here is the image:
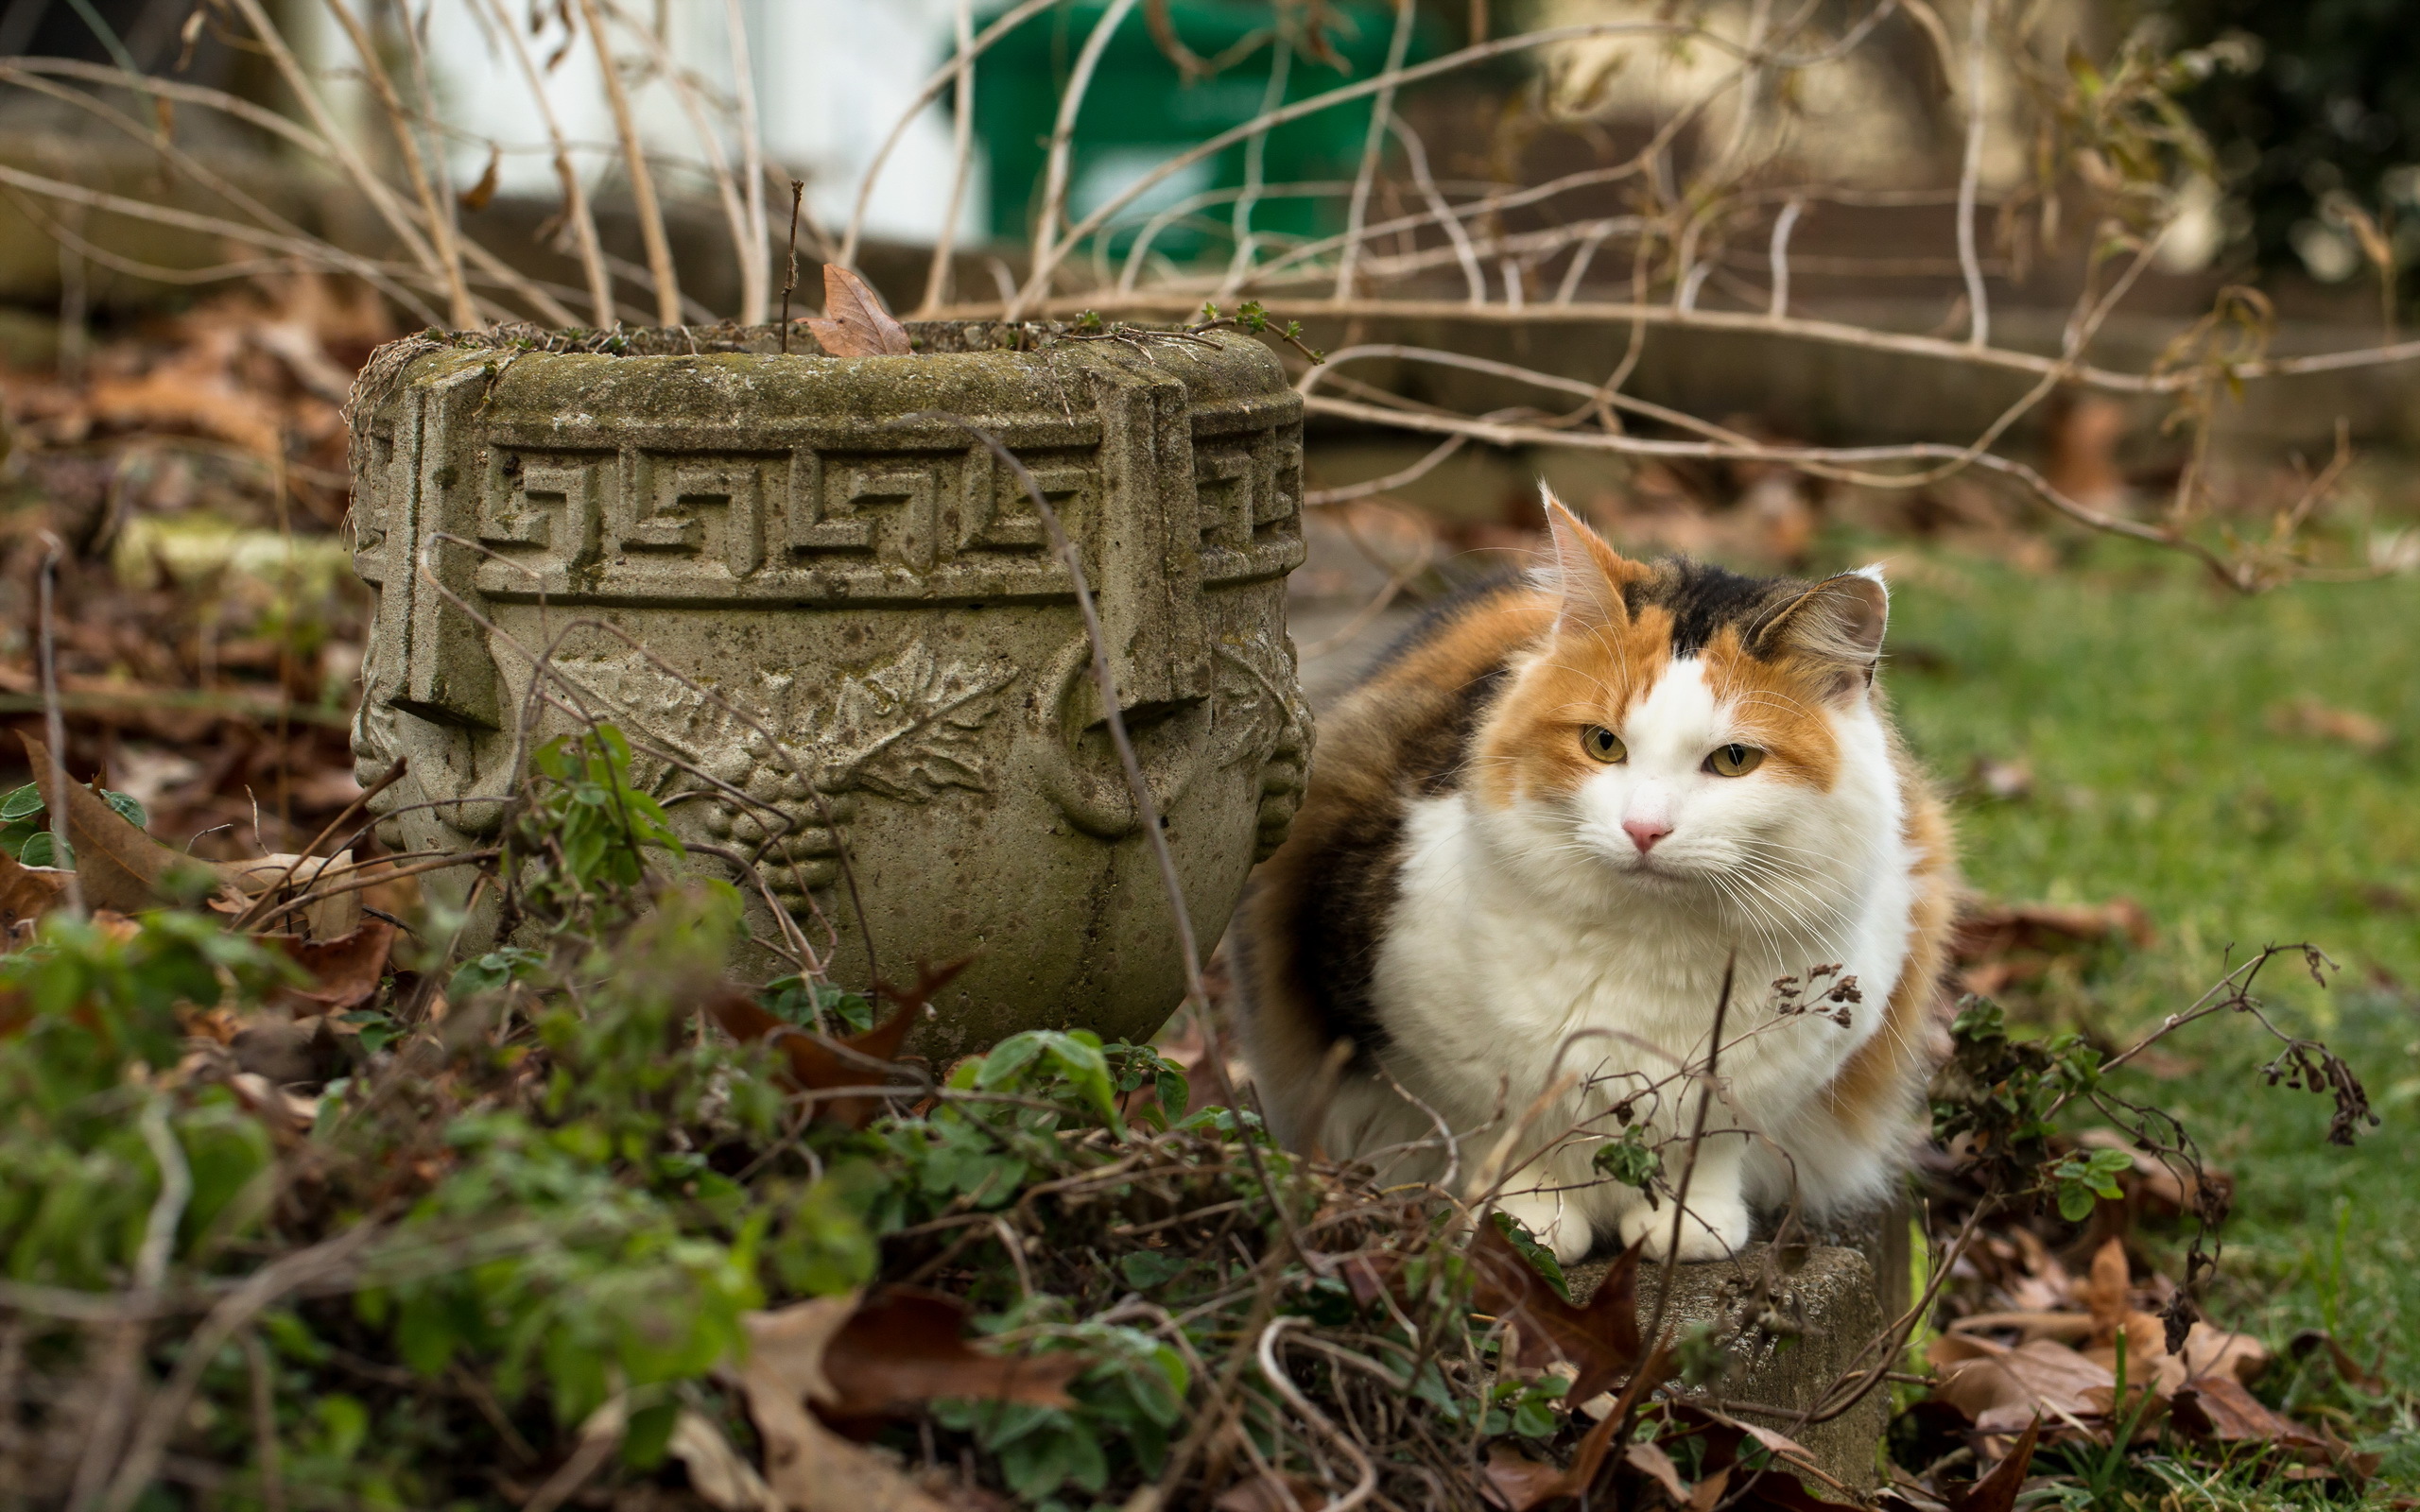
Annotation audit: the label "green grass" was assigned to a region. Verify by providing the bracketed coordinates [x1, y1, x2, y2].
[1875, 541, 2420, 1469]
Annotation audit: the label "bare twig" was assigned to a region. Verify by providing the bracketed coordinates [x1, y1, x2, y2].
[34, 536, 83, 920]
[1030, 0, 1142, 285]
[319, 0, 481, 329]
[480, 0, 614, 326]
[781, 180, 804, 352]
[918, 0, 979, 317]
[724, 0, 770, 326]
[1334, 0, 1418, 301]
[573, 0, 681, 327]
[1956, 0, 1993, 348]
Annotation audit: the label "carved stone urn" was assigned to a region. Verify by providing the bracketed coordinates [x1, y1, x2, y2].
[346, 322, 1310, 1054]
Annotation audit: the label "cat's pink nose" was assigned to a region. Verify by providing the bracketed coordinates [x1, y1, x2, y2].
[1623, 816, 1672, 852]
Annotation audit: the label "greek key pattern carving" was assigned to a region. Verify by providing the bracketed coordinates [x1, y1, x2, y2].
[454, 404, 1302, 606]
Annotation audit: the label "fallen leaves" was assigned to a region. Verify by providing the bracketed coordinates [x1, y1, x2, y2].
[1950, 896, 2152, 996]
[738, 1317, 952, 1512]
[704, 958, 966, 1127]
[269, 917, 396, 1014]
[1484, 1399, 1855, 1512]
[0, 850, 67, 939]
[2269, 696, 2394, 755]
[735, 1289, 1086, 1512]
[804, 265, 913, 358]
[1924, 1232, 2373, 1486]
[1469, 1224, 1647, 1405]
[810, 1288, 1084, 1424]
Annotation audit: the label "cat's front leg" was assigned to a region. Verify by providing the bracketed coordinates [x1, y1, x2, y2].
[1616, 1143, 1751, 1261]
[1495, 1188, 1596, 1267]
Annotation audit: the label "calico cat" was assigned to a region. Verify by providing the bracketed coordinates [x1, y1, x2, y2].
[1236, 492, 1957, 1263]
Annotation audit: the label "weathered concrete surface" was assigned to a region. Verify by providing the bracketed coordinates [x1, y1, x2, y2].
[348, 321, 1309, 1057]
[1566, 1241, 1891, 1491]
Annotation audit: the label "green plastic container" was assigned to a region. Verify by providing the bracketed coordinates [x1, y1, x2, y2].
[974, 1, 1442, 263]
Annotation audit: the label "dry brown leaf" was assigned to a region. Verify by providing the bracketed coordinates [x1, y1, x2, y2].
[1686, 1466, 1733, 1512]
[1947, 1415, 2040, 1512]
[2269, 697, 2393, 755]
[1623, 1440, 1693, 1503]
[222, 852, 364, 939]
[2182, 1323, 2271, 1386]
[744, 1294, 862, 1408]
[458, 146, 502, 213]
[1947, 1311, 2094, 1344]
[2287, 1330, 2382, 1394]
[18, 732, 278, 915]
[270, 919, 396, 1015]
[704, 960, 967, 1128]
[738, 1304, 952, 1512]
[1470, 1228, 1646, 1405]
[1928, 1334, 2116, 1424]
[1952, 898, 2153, 996]
[2077, 1238, 2135, 1345]
[669, 1407, 783, 1512]
[1480, 1445, 1573, 1511]
[2170, 1375, 2329, 1452]
[0, 850, 67, 936]
[24, 731, 216, 912]
[804, 265, 912, 358]
[816, 1289, 1084, 1421]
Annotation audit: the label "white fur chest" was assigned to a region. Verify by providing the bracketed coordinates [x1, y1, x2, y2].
[1369, 785, 1917, 1147]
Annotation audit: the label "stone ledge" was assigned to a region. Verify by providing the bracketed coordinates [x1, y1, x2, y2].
[1564, 1242, 1889, 1489]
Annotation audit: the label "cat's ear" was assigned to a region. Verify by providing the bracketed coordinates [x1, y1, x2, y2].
[1540, 485, 1645, 630]
[1756, 566, 1888, 695]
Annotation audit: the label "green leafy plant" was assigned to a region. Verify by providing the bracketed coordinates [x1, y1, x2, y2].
[0, 780, 147, 868]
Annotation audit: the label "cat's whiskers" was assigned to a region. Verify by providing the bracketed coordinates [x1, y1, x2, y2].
[1724, 858, 1853, 954]
[1703, 868, 1794, 968]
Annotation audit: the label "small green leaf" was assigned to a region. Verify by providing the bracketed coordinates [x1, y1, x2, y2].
[1492, 1211, 1569, 1300]
[1592, 1126, 1663, 1193]
[1117, 1250, 1190, 1290]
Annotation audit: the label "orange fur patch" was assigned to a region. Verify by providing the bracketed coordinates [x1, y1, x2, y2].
[1821, 733, 1960, 1135]
[1472, 603, 1673, 807]
[1700, 626, 1844, 792]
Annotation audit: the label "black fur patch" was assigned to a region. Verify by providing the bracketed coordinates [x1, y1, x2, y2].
[1284, 578, 1527, 1058]
[1627, 558, 1800, 658]
[1286, 803, 1406, 1056]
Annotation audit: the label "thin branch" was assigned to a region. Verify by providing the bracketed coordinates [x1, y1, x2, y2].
[319, 0, 481, 329]
[480, 0, 614, 326]
[836, 0, 1061, 269]
[918, 0, 979, 317]
[723, 0, 770, 325]
[1956, 0, 1992, 348]
[573, 0, 681, 327]
[1030, 0, 1141, 283]
[1335, 0, 1418, 301]
[597, 0, 755, 329]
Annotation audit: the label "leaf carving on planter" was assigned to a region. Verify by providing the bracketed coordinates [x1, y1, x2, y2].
[807, 642, 1015, 800]
[545, 642, 1016, 805]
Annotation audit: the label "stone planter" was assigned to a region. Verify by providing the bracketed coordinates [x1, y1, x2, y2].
[346, 322, 1310, 1054]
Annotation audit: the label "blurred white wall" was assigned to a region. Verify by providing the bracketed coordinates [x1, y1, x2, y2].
[305, 0, 983, 249]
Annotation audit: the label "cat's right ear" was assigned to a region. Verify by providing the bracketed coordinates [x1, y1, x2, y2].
[1540, 485, 1644, 630]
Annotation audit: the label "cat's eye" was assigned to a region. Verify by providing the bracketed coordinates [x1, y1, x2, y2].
[1581, 726, 1626, 763]
[1706, 744, 1764, 777]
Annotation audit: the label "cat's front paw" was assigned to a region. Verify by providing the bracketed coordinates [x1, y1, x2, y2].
[1497, 1194, 1595, 1266]
[1619, 1194, 1749, 1262]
